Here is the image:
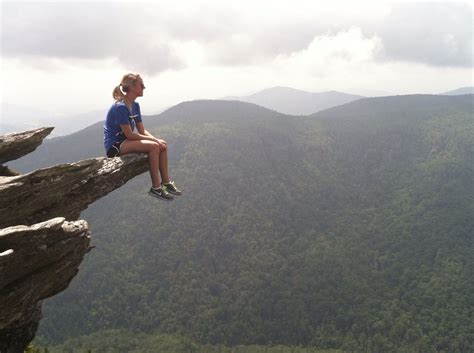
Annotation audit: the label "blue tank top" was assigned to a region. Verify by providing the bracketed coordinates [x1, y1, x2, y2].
[103, 101, 142, 151]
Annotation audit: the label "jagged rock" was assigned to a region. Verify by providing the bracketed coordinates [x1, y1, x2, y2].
[0, 218, 90, 352]
[0, 154, 149, 229]
[0, 127, 54, 165]
[0, 128, 150, 352]
[0, 166, 20, 177]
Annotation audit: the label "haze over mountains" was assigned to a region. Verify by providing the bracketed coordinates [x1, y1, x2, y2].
[440, 87, 474, 95]
[1, 104, 56, 135]
[4, 86, 472, 139]
[1, 103, 106, 137]
[221, 86, 474, 116]
[221, 87, 364, 115]
[10, 94, 473, 352]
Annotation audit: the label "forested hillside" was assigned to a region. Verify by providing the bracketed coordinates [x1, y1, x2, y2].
[22, 95, 473, 353]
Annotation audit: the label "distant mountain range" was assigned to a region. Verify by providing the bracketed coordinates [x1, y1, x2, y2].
[3, 87, 471, 138]
[440, 87, 474, 95]
[219, 85, 474, 116]
[221, 86, 364, 115]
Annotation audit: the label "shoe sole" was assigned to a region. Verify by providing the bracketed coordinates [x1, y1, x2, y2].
[148, 191, 174, 201]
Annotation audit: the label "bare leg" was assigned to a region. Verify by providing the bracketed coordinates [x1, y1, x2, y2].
[120, 140, 161, 188]
[159, 148, 170, 184]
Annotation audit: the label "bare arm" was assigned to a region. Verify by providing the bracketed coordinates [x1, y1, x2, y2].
[124, 122, 167, 151]
[136, 122, 167, 150]
[120, 124, 156, 142]
[136, 122, 156, 139]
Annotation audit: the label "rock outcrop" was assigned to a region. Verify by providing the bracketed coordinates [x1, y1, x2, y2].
[0, 218, 90, 352]
[0, 154, 149, 229]
[0, 127, 54, 166]
[0, 128, 148, 352]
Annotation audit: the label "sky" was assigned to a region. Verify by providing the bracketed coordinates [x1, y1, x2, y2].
[1, 0, 473, 117]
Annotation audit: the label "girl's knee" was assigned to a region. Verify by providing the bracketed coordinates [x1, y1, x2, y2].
[149, 142, 161, 153]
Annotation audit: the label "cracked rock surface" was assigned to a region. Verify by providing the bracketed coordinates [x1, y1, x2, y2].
[0, 128, 148, 352]
[0, 154, 148, 228]
[0, 127, 54, 165]
[0, 218, 90, 352]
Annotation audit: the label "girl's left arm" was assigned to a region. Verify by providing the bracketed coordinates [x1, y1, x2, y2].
[136, 122, 156, 139]
[136, 122, 168, 150]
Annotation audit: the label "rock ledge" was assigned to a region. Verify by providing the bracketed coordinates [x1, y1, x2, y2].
[0, 129, 148, 352]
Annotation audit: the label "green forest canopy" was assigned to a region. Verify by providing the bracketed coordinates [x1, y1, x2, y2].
[19, 95, 473, 353]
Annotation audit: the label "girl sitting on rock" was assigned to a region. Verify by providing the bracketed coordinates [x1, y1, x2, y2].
[103, 73, 181, 201]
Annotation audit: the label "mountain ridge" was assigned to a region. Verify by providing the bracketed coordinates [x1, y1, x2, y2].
[9, 94, 473, 173]
[440, 86, 474, 95]
[220, 86, 364, 115]
[24, 93, 473, 352]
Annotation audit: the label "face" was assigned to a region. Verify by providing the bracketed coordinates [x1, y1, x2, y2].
[132, 78, 145, 97]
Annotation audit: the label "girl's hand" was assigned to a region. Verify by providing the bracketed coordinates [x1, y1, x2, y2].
[155, 138, 167, 151]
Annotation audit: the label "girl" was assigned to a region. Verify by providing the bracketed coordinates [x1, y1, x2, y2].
[103, 73, 181, 201]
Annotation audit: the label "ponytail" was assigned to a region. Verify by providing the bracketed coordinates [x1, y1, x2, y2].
[112, 85, 125, 101]
[112, 73, 141, 102]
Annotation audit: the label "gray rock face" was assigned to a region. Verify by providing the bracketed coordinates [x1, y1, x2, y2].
[0, 218, 90, 352]
[0, 154, 148, 229]
[0, 129, 149, 352]
[0, 127, 54, 165]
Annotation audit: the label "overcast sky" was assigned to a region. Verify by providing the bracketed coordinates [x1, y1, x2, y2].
[1, 0, 473, 117]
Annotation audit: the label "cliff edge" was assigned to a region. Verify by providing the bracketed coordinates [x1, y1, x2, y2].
[0, 128, 148, 352]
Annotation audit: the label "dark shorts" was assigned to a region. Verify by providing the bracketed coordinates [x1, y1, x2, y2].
[106, 139, 126, 158]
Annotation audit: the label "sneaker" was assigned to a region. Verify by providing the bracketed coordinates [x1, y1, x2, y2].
[149, 186, 174, 201]
[162, 180, 182, 196]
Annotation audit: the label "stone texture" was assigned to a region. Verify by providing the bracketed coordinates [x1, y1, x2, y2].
[0, 154, 148, 229]
[0, 127, 54, 165]
[0, 218, 90, 352]
[0, 128, 150, 352]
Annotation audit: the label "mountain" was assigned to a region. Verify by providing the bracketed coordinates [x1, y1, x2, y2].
[440, 87, 474, 95]
[14, 95, 473, 353]
[48, 110, 106, 137]
[10, 101, 288, 172]
[221, 86, 364, 115]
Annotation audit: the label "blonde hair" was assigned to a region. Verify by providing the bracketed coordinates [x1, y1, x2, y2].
[112, 73, 141, 101]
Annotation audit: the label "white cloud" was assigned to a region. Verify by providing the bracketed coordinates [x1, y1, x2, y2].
[0, 0, 472, 118]
[3, 1, 470, 71]
[375, 2, 473, 67]
[274, 28, 382, 73]
[1, 2, 184, 75]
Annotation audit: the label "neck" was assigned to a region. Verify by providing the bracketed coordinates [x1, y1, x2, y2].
[123, 95, 136, 106]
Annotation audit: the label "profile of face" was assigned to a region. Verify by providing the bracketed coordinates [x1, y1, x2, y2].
[130, 78, 146, 97]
